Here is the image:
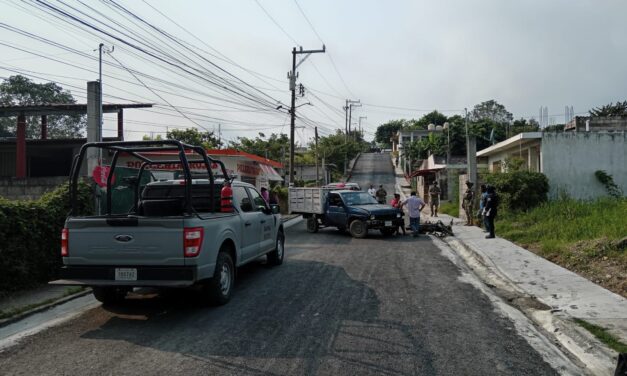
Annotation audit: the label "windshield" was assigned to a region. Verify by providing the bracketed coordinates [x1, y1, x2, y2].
[341, 192, 379, 205]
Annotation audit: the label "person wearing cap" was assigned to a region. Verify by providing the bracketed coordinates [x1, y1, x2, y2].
[429, 181, 441, 217]
[462, 181, 475, 226]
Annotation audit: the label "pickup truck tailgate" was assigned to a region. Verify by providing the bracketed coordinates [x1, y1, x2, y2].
[65, 217, 185, 266]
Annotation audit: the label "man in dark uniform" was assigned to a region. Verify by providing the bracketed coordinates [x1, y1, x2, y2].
[483, 185, 499, 238]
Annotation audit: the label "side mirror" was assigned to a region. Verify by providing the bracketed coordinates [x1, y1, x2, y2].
[270, 204, 280, 214]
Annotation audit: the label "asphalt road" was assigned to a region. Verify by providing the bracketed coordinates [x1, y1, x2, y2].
[0, 154, 561, 375]
[351, 152, 398, 205]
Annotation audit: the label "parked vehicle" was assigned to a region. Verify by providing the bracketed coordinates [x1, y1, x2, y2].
[289, 187, 403, 238]
[51, 140, 285, 306]
[323, 182, 361, 191]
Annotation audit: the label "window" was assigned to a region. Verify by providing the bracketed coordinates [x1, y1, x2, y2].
[329, 193, 342, 207]
[233, 186, 252, 212]
[248, 188, 267, 211]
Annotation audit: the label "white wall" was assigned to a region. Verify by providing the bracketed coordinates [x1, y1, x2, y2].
[542, 132, 627, 199]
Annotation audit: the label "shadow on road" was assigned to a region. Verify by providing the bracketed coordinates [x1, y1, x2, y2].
[80, 259, 395, 373]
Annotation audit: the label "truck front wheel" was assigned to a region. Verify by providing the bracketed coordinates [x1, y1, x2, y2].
[306, 217, 319, 233]
[204, 251, 235, 306]
[267, 231, 285, 266]
[349, 219, 368, 238]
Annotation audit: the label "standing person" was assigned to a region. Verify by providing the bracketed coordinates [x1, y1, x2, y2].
[367, 184, 376, 197]
[269, 190, 279, 205]
[429, 181, 441, 217]
[462, 181, 475, 226]
[390, 193, 406, 235]
[483, 185, 499, 238]
[376, 185, 387, 204]
[401, 191, 425, 237]
[260, 187, 270, 203]
[478, 184, 488, 231]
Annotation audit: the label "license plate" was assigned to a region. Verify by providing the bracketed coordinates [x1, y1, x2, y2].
[115, 268, 137, 281]
[385, 221, 393, 227]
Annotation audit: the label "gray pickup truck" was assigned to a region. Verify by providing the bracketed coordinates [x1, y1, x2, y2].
[51, 140, 285, 306]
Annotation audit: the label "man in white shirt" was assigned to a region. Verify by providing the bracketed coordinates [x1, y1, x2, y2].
[367, 185, 376, 197]
[401, 191, 426, 237]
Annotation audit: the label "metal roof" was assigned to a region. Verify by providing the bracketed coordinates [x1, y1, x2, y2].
[0, 103, 153, 117]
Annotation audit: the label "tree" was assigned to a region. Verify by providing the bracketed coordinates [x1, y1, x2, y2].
[469, 100, 513, 124]
[0, 75, 84, 138]
[403, 110, 448, 130]
[589, 101, 627, 117]
[374, 119, 404, 147]
[510, 118, 540, 136]
[229, 133, 289, 162]
[166, 128, 222, 149]
[141, 134, 163, 141]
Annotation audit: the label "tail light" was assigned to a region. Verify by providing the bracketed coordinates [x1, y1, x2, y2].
[61, 228, 69, 257]
[184, 227, 204, 257]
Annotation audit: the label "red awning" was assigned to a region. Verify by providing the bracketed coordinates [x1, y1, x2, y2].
[409, 168, 442, 178]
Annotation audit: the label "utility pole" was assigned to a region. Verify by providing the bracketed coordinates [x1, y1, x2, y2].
[465, 108, 477, 187]
[315, 127, 319, 185]
[348, 101, 361, 139]
[358, 116, 367, 138]
[288, 45, 325, 186]
[343, 99, 360, 174]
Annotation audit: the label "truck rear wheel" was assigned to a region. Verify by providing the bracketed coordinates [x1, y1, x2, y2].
[92, 286, 128, 305]
[349, 219, 368, 238]
[204, 251, 234, 306]
[306, 217, 319, 233]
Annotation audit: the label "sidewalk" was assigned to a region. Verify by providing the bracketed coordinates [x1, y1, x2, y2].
[393, 157, 625, 373]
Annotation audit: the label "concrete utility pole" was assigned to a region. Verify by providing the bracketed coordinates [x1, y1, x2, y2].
[315, 126, 319, 185]
[349, 102, 362, 140]
[288, 45, 325, 186]
[358, 116, 367, 138]
[465, 108, 477, 186]
[343, 99, 360, 174]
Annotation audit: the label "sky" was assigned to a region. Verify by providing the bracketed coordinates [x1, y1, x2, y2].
[1, 0, 626, 146]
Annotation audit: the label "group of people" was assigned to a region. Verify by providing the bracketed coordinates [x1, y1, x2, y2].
[368, 183, 426, 237]
[462, 181, 499, 239]
[260, 187, 279, 205]
[367, 184, 389, 204]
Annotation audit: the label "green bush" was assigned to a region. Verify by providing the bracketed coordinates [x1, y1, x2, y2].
[485, 171, 549, 212]
[0, 181, 93, 297]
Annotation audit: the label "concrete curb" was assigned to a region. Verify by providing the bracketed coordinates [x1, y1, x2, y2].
[283, 215, 303, 229]
[345, 152, 361, 182]
[0, 288, 92, 329]
[443, 236, 618, 376]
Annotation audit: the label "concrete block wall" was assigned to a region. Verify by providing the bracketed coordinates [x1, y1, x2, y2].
[0, 177, 68, 201]
[542, 132, 626, 199]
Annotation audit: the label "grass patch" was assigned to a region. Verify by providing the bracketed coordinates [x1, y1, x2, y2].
[495, 197, 627, 297]
[439, 201, 459, 217]
[0, 286, 85, 320]
[574, 318, 627, 353]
